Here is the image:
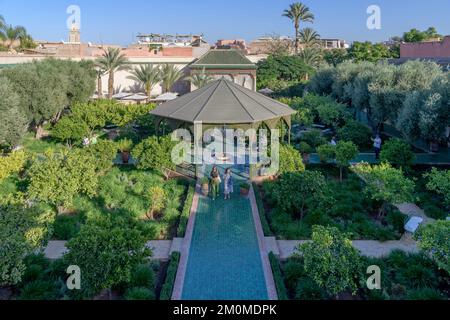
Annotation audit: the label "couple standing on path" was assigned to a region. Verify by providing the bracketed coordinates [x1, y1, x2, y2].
[210, 166, 234, 201]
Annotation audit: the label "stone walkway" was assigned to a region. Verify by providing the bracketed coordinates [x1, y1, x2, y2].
[44, 239, 182, 261]
[268, 239, 418, 260]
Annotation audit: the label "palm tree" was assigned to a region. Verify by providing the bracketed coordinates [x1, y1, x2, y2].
[185, 68, 214, 89]
[299, 28, 320, 48]
[94, 65, 106, 98]
[1, 24, 28, 51]
[128, 64, 161, 99]
[282, 2, 315, 53]
[299, 47, 323, 80]
[96, 48, 129, 99]
[160, 64, 183, 93]
[0, 15, 6, 31]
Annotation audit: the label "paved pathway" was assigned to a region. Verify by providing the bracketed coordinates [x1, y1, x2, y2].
[267, 238, 418, 260]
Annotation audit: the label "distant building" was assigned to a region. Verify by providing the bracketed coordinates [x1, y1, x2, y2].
[320, 39, 349, 50]
[400, 36, 450, 58]
[389, 36, 450, 71]
[68, 25, 81, 44]
[248, 36, 293, 55]
[214, 39, 249, 55]
[188, 49, 257, 91]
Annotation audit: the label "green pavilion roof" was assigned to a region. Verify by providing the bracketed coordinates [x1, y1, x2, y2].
[151, 78, 295, 124]
[189, 49, 257, 70]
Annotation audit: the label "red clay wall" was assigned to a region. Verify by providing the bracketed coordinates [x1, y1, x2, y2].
[401, 36, 450, 58]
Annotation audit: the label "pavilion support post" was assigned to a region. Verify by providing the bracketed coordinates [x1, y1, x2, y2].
[288, 127, 291, 145]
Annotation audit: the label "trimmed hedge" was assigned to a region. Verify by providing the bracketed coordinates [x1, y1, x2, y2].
[177, 185, 195, 237]
[159, 252, 181, 300]
[268, 252, 289, 300]
[252, 182, 273, 236]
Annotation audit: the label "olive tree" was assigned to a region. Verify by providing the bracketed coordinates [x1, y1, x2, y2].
[380, 138, 415, 169]
[0, 77, 28, 148]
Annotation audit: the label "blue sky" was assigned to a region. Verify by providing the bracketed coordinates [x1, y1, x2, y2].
[1, 0, 449, 46]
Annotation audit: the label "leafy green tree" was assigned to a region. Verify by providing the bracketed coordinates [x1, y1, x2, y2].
[128, 64, 161, 99]
[352, 162, 415, 217]
[403, 27, 441, 43]
[273, 171, 332, 220]
[83, 140, 118, 174]
[323, 49, 350, 67]
[160, 64, 183, 93]
[337, 121, 373, 149]
[132, 136, 176, 180]
[51, 116, 89, 147]
[278, 144, 305, 174]
[0, 150, 27, 182]
[0, 77, 28, 148]
[2, 60, 70, 138]
[70, 101, 107, 135]
[424, 168, 450, 207]
[65, 216, 152, 298]
[256, 55, 314, 90]
[349, 42, 396, 63]
[0, 19, 34, 51]
[0, 205, 54, 286]
[380, 139, 415, 169]
[335, 141, 358, 181]
[414, 221, 450, 274]
[282, 2, 315, 53]
[298, 226, 363, 298]
[96, 48, 129, 99]
[317, 144, 335, 163]
[27, 150, 98, 213]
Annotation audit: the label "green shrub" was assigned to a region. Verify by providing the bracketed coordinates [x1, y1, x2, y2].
[160, 252, 180, 300]
[380, 139, 416, 168]
[177, 184, 195, 237]
[422, 203, 447, 220]
[386, 209, 407, 234]
[130, 264, 155, 288]
[283, 257, 306, 292]
[337, 121, 373, 149]
[268, 252, 289, 300]
[297, 142, 313, 155]
[19, 279, 59, 300]
[253, 183, 272, 236]
[406, 288, 445, 300]
[301, 130, 326, 149]
[124, 287, 155, 300]
[52, 214, 83, 240]
[316, 144, 335, 163]
[295, 277, 328, 300]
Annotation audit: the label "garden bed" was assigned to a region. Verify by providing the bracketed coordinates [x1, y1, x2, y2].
[254, 168, 406, 241]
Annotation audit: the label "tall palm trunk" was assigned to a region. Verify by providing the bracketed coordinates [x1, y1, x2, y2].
[97, 74, 103, 98]
[145, 82, 151, 102]
[295, 22, 300, 53]
[108, 72, 114, 99]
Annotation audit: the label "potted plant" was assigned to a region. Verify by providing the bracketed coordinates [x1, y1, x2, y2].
[117, 139, 133, 164]
[240, 182, 251, 196]
[200, 177, 209, 196]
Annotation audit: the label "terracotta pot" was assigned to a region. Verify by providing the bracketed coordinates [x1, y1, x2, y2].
[121, 151, 130, 164]
[240, 187, 250, 196]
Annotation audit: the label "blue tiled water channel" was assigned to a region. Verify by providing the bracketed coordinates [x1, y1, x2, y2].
[181, 166, 268, 300]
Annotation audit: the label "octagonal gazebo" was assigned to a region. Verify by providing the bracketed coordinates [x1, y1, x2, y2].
[151, 78, 296, 178]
